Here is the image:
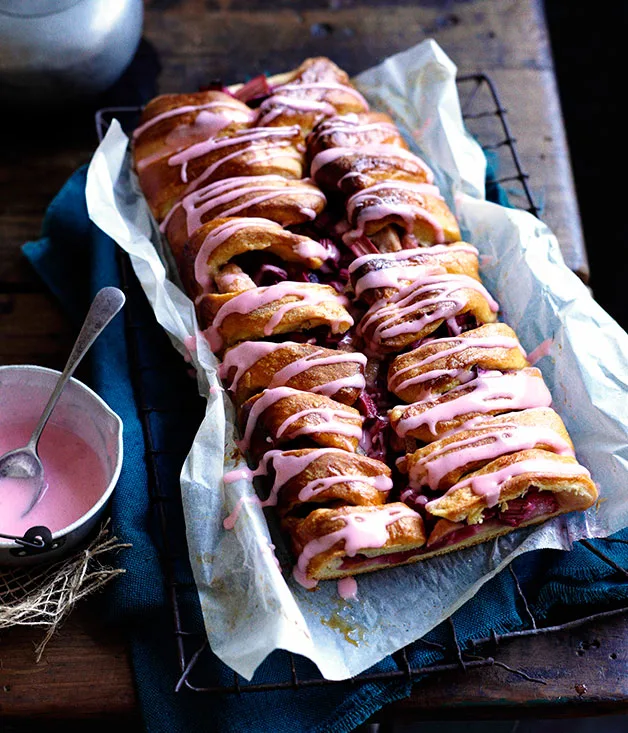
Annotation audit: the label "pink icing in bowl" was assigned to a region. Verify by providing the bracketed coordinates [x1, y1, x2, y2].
[0, 365, 123, 566]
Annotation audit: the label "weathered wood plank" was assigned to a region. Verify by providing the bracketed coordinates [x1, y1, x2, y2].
[143, 0, 552, 88]
[0, 605, 136, 719]
[383, 613, 628, 718]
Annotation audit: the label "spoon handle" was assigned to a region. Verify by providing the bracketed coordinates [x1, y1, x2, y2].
[28, 287, 126, 449]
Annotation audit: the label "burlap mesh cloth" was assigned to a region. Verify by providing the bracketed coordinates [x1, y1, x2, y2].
[0, 523, 129, 660]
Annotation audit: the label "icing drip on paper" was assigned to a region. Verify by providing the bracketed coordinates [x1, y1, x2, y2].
[337, 576, 358, 600]
[526, 338, 554, 365]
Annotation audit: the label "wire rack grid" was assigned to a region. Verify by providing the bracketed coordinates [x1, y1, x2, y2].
[96, 73, 628, 698]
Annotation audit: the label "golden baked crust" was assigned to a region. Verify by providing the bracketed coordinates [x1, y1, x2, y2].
[275, 448, 392, 518]
[164, 176, 327, 263]
[400, 407, 574, 493]
[240, 388, 364, 457]
[132, 91, 255, 170]
[312, 146, 435, 196]
[389, 366, 550, 442]
[424, 448, 598, 524]
[198, 282, 353, 352]
[137, 128, 305, 224]
[212, 263, 255, 293]
[132, 57, 599, 587]
[388, 322, 528, 403]
[221, 341, 365, 407]
[307, 112, 408, 158]
[349, 242, 480, 305]
[180, 216, 329, 297]
[345, 182, 461, 246]
[289, 503, 426, 580]
[250, 57, 370, 133]
[359, 270, 498, 354]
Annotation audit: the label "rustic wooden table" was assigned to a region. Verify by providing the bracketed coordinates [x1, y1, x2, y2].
[1, 0, 626, 727]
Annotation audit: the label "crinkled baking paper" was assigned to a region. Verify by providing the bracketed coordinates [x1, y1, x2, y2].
[85, 39, 628, 681]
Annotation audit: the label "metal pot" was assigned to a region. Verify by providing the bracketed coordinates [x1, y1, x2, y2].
[0, 0, 143, 103]
[0, 365, 123, 567]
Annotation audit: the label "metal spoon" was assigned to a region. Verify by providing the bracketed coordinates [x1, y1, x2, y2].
[0, 286, 126, 517]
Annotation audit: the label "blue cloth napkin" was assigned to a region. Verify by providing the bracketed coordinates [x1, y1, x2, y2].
[23, 166, 628, 733]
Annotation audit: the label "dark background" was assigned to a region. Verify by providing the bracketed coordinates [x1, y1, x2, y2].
[544, 0, 627, 331]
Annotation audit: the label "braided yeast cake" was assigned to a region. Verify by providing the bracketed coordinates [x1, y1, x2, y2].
[132, 57, 597, 588]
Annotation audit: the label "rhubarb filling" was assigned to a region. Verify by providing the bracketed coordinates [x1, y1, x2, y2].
[338, 489, 559, 570]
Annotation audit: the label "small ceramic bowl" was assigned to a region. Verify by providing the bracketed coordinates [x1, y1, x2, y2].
[0, 365, 123, 567]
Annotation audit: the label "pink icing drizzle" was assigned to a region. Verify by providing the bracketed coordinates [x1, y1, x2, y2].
[408, 421, 574, 490]
[426, 456, 591, 509]
[219, 342, 366, 397]
[204, 282, 351, 352]
[274, 406, 363, 441]
[393, 369, 553, 438]
[388, 334, 523, 395]
[219, 341, 287, 390]
[310, 144, 434, 183]
[257, 95, 337, 125]
[133, 99, 255, 139]
[168, 126, 301, 184]
[222, 448, 391, 529]
[309, 114, 398, 145]
[237, 386, 362, 452]
[192, 217, 330, 293]
[268, 350, 366, 392]
[344, 181, 445, 243]
[358, 271, 498, 347]
[184, 144, 302, 195]
[293, 504, 420, 589]
[273, 81, 369, 108]
[348, 242, 479, 275]
[297, 472, 391, 501]
[193, 217, 282, 291]
[160, 175, 326, 236]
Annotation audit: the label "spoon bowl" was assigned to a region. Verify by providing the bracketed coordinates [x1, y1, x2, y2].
[0, 447, 41, 480]
[0, 447, 46, 516]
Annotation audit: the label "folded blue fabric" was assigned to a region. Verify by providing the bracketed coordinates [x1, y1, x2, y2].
[23, 166, 628, 733]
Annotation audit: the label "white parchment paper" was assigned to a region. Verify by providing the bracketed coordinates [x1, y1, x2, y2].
[85, 39, 628, 681]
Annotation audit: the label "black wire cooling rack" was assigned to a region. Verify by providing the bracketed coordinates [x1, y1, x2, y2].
[97, 73, 628, 698]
